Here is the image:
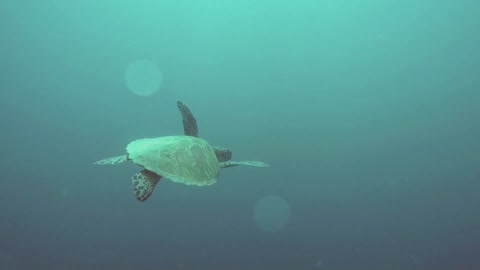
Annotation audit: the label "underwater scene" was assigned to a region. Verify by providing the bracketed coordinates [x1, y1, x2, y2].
[1, 0, 479, 269]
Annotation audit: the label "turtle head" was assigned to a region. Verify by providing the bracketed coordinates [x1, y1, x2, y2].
[213, 146, 232, 162]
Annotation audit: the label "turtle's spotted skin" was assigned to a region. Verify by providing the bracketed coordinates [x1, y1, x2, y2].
[177, 101, 199, 138]
[132, 170, 161, 202]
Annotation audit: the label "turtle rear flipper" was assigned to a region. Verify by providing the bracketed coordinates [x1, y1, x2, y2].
[132, 170, 161, 202]
[93, 155, 127, 165]
[177, 100, 199, 137]
[220, 160, 270, 169]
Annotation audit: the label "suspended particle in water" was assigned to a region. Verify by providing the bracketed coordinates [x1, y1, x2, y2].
[125, 59, 163, 96]
[254, 195, 291, 232]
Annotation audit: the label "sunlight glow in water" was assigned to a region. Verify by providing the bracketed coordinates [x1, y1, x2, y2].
[125, 59, 162, 96]
[254, 195, 290, 232]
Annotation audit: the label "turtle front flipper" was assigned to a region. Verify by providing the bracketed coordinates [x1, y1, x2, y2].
[220, 160, 270, 169]
[93, 155, 128, 165]
[132, 169, 161, 202]
[177, 100, 199, 137]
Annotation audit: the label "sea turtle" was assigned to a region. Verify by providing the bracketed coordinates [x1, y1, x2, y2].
[94, 101, 269, 202]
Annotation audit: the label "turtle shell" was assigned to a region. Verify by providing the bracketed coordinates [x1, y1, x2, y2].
[126, 136, 220, 186]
